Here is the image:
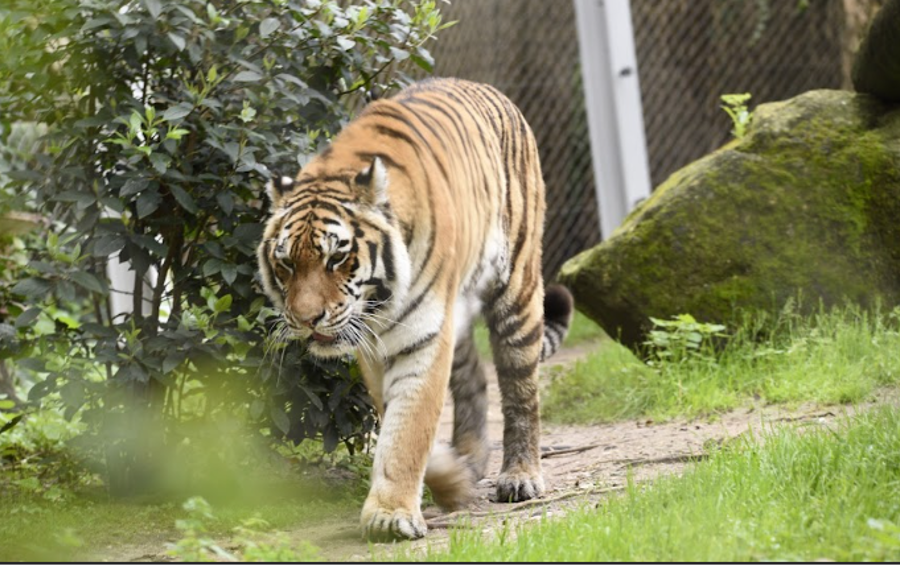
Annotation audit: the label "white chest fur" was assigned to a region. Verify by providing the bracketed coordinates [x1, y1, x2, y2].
[453, 227, 508, 342]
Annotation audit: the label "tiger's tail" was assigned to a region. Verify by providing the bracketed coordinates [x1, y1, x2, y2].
[540, 284, 574, 362]
[424, 444, 476, 511]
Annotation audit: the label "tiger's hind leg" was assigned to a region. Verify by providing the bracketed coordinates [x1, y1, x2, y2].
[423, 328, 488, 511]
[449, 330, 490, 479]
[486, 279, 545, 503]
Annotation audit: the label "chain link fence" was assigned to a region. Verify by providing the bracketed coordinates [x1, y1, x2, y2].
[633, 0, 845, 188]
[420, 1, 597, 280]
[424, 0, 852, 278]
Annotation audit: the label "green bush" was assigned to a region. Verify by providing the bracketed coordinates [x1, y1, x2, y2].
[0, 0, 448, 492]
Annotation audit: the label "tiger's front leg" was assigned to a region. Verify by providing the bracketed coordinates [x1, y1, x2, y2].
[359, 309, 455, 541]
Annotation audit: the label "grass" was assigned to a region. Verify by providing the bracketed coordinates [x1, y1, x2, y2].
[0, 410, 363, 561]
[543, 304, 900, 424]
[0, 475, 358, 561]
[401, 405, 900, 562]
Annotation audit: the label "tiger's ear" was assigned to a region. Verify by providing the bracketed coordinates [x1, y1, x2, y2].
[265, 174, 296, 207]
[355, 157, 389, 208]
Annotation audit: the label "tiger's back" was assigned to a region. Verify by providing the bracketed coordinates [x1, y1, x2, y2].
[258, 78, 573, 540]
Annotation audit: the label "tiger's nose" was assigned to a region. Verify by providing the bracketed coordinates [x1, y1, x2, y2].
[298, 311, 325, 328]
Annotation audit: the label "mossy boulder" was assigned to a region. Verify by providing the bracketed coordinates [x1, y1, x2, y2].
[558, 90, 900, 350]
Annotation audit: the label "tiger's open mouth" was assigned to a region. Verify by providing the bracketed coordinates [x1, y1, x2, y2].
[311, 331, 336, 344]
[305, 328, 356, 360]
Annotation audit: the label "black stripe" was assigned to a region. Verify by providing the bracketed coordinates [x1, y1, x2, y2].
[441, 87, 491, 163]
[366, 106, 443, 281]
[385, 331, 440, 371]
[456, 90, 500, 199]
[423, 90, 485, 200]
[290, 199, 342, 216]
[491, 310, 529, 341]
[367, 106, 430, 144]
[499, 109, 513, 233]
[387, 97, 454, 157]
[544, 325, 563, 343]
[506, 268, 539, 315]
[515, 110, 534, 264]
[447, 99, 494, 213]
[364, 113, 440, 278]
[385, 372, 420, 396]
[366, 240, 379, 274]
[504, 102, 529, 266]
[508, 321, 542, 348]
[260, 239, 277, 290]
[381, 231, 395, 282]
[397, 331, 439, 358]
[354, 151, 409, 177]
[400, 220, 413, 246]
[546, 320, 568, 335]
[373, 123, 417, 145]
[495, 358, 539, 382]
[402, 96, 472, 162]
[452, 350, 473, 373]
[485, 282, 506, 308]
[295, 174, 353, 188]
[465, 83, 505, 139]
[281, 188, 348, 209]
[367, 108, 451, 183]
[390, 273, 438, 330]
[364, 278, 392, 309]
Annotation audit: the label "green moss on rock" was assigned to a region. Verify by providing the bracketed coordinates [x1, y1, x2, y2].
[559, 90, 900, 350]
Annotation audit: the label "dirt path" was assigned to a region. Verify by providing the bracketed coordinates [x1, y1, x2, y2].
[110, 342, 896, 562]
[310, 342, 895, 561]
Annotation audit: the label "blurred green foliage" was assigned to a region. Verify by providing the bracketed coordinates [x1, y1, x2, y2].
[0, 0, 448, 493]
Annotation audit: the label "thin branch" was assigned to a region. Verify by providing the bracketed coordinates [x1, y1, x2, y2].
[596, 452, 709, 467]
[541, 444, 604, 459]
[426, 486, 626, 528]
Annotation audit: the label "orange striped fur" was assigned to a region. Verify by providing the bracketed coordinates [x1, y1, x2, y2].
[258, 78, 573, 540]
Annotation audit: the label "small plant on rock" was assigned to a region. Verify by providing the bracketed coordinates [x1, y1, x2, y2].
[720, 92, 754, 139]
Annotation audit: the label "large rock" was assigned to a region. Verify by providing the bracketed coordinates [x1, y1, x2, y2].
[558, 90, 900, 350]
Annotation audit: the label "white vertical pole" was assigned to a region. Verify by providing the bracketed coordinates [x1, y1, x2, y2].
[573, 0, 652, 239]
[102, 204, 159, 322]
[107, 255, 155, 321]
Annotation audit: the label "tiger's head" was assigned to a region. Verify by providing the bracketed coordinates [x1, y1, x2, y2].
[257, 157, 410, 359]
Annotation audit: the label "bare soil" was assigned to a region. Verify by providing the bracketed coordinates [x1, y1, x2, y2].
[106, 342, 897, 562]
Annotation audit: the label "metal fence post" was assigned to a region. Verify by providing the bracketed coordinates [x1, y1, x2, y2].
[573, 0, 651, 240]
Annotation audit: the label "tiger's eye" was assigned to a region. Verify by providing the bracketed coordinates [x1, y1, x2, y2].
[275, 258, 293, 278]
[327, 251, 347, 270]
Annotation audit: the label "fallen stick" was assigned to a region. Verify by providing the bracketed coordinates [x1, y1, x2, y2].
[426, 485, 626, 528]
[540, 443, 604, 459]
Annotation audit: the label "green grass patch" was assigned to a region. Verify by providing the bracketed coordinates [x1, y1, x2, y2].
[0, 409, 363, 561]
[0, 476, 358, 561]
[543, 304, 900, 424]
[402, 406, 900, 562]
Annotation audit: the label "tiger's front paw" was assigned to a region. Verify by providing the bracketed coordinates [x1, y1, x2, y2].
[496, 468, 544, 503]
[361, 501, 427, 541]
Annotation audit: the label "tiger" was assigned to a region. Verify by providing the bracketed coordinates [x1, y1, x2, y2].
[257, 77, 573, 540]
